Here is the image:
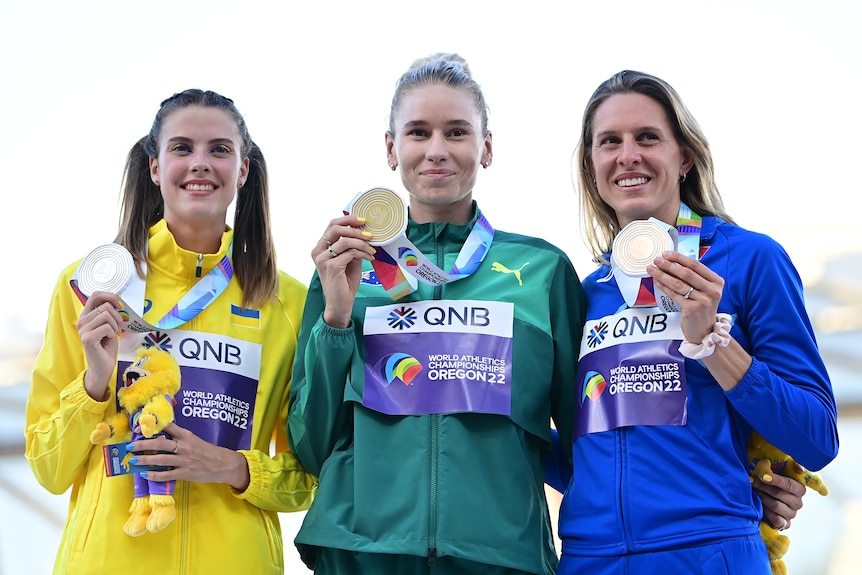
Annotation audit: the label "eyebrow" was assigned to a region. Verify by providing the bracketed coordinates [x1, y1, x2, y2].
[595, 125, 666, 139]
[401, 119, 474, 130]
[165, 136, 238, 146]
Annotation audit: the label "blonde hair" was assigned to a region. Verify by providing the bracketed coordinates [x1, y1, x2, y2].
[388, 52, 489, 137]
[575, 70, 735, 260]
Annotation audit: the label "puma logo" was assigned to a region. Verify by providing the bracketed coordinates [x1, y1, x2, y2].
[490, 261, 530, 286]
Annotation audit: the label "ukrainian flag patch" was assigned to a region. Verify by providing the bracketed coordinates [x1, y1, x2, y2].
[231, 304, 261, 328]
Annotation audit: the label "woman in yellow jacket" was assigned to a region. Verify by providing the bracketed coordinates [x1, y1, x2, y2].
[25, 89, 315, 574]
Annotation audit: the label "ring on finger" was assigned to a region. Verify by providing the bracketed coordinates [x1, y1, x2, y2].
[172, 440, 180, 454]
[683, 286, 694, 299]
[321, 235, 332, 246]
[779, 517, 788, 531]
[328, 246, 338, 257]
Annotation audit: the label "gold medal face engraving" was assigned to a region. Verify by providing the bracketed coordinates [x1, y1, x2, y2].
[350, 188, 407, 246]
[613, 220, 674, 276]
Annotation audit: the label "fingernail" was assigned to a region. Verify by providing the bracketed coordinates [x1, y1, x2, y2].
[362, 231, 373, 238]
[125, 443, 135, 451]
[139, 471, 148, 478]
[129, 457, 138, 464]
[370, 247, 377, 254]
[357, 217, 366, 223]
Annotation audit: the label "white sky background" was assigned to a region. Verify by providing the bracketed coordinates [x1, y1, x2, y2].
[2, 0, 860, 335]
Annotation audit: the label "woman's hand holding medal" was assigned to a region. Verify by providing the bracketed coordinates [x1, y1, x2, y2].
[647, 251, 727, 351]
[77, 291, 124, 401]
[315, 215, 375, 329]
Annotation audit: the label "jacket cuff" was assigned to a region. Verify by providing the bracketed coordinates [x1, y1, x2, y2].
[61, 372, 112, 416]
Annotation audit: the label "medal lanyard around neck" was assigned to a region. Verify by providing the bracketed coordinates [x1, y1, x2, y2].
[72, 242, 234, 333]
[371, 212, 495, 300]
[611, 203, 702, 309]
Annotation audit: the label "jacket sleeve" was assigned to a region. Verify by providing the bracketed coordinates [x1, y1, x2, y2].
[288, 274, 358, 477]
[544, 427, 573, 493]
[548, 254, 586, 470]
[722, 234, 839, 471]
[234, 273, 317, 511]
[234, 418, 318, 512]
[25, 266, 113, 494]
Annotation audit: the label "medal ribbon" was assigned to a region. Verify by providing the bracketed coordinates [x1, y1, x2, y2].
[612, 203, 702, 309]
[370, 212, 495, 300]
[71, 243, 234, 333]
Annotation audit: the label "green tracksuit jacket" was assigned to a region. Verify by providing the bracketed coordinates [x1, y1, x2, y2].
[289, 204, 585, 574]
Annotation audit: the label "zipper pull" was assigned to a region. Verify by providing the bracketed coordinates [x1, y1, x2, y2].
[195, 253, 203, 278]
[427, 547, 437, 567]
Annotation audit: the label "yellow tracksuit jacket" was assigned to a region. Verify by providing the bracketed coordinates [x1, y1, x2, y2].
[25, 220, 315, 574]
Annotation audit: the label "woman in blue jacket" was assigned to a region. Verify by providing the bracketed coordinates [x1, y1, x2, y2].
[555, 70, 839, 574]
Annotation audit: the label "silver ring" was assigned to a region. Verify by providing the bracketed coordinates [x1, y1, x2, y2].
[779, 517, 788, 531]
[172, 440, 179, 454]
[321, 235, 332, 246]
[328, 246, 338, 257]
[683, 286, 694, 299]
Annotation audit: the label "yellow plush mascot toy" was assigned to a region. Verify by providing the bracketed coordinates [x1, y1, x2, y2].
[90, 346, 182, 536]
[748, 430, 829, 575]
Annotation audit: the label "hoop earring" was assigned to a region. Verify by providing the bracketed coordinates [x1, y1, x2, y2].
[679, 173, 687, 183]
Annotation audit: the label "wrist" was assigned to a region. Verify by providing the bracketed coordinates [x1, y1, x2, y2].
[679, 313, 733, 360]
[228, 451, 251, 492]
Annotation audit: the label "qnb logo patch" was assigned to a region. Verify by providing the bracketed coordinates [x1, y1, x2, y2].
[587, 321, 609, 348]
[143, 331, 172, 351]
[580, 370, 608, 405]
[387, 306, 417, 330]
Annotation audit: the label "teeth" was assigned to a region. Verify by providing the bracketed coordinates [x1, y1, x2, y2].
[186, 184, 214, 191]
[617, 177, 648, 187]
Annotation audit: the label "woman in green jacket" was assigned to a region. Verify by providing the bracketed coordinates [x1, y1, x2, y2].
[288, 53, 586, 575]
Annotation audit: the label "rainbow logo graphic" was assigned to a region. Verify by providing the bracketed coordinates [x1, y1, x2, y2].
[580, 370, 607, 405]
[377, 352, 423, 386]
[398, 247, 419, 267]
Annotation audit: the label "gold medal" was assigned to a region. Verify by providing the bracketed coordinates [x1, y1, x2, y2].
[347, 187, 408, 246]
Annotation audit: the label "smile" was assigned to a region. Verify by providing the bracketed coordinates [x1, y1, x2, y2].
[616, 177, 650, 187]
[184, 184, 215, 191]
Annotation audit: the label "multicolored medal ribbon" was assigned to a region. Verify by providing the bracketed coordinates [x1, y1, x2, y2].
[71, 242, 233, 333]
[345, 187, 495, 300]
[611, 203, 703, 311]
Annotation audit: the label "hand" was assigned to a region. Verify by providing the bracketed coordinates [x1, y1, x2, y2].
[77, 291, 124, 401]
[647, 251, 725, 344]
[128, 423, 251, 491]
[752, 468, 807, 530]
[314, 215, 375, 328]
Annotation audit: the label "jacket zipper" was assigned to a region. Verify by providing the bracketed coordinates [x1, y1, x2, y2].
[179, 482, 189, 572]
[195, 253, 203, 278]
[427, 232, 446, 567]
[619, 429, 632, 552]
[427, 414, 439, 566]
